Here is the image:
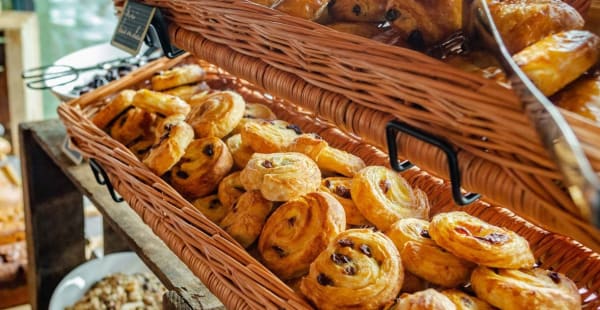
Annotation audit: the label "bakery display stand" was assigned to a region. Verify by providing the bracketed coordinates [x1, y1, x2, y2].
[19, 119, 223, 310]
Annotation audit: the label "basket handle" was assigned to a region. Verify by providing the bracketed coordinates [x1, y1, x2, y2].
[386, 120, 481, 206]
[89, 158, 124, 203]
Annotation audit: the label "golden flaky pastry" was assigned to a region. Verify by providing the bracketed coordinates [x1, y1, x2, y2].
[109, 107, 154, 145]
[441, 289, 493, 310]
[132, 89, 191, 116]
[170, 137, 233, 199]
[273, 0, 329, 20]
[385, 218, 475, 287]
[553, 72, 600, 122]
[514, 30, 599, 96]
[471, 266, 581, 310]
[240, 152, 321, 201]
[191, 195, 229, 224]
[143, 116, 194, 176]
[225, 134, 254, 169]
[300, 229, 403, 310]
[329, 0, 387, 22]
[219, 190, 274, 248]
[258, 192, 346, 280]
[401, 271, 429, 293]
[151, 64, 205, 91]
[240, 119, 301, 153]
[92, 89, 135, 129]
[128, 132, 157, 160]
[327, 22, 384, 38]
[162, 83, 209, 102]
[232, 103, 278, 134]
[351, 166, 429, 230]
[288, 133, 366, 177]
[217, 172, 246, 210]
[320, 177, 370, 226]
[391, 289, 457, 310]
[186, 91, 246, 138]
[429, 211, 535, 269]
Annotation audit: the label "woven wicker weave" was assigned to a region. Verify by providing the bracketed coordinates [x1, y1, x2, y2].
[58, 55, 600, 309]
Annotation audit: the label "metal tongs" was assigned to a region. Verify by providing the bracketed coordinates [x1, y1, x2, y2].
[463, 0, 600, 225]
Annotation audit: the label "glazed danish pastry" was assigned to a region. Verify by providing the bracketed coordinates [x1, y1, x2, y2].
[170, 137, 234, 199]
[441, 289, 493, 310]
[217, 172, 246, 210]
[258, 192, 346, 280]
[132, 89, 191, 116]
[225, 134, 255, 169]
[351, 166, 430, 230]
[240, 119, 302, 153]
[385, 218, 475, 287]
[554, 73, 600, 122]
[191, 195, 229, 224]
[142, 116, 194, 176]
[92, 89, 135, 129]
[162, 83, 210, 102]
[514, 30, 599, 96]
[288, 133, 366, 177]
[109, 108, 154, 145]
[471, 266, 581, 310]
[151, 64, 205, 91]
[299, 229, 403, 310]
[489, 0, 584, 54]
[320, 177, 370, 226]
[429, 211, 535, 269]
[186, 91, 246, 138]
[273, 0, 329, 21]
[219, 190, 274, 248]
[239, 152, 321, 201]
[329, 0, 387, 22]
[391, 289, 457, 310]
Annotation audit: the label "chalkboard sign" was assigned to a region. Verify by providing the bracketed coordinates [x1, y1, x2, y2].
[111, 1, 156, 55]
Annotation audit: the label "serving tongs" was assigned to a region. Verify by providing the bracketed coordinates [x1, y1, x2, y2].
[462, 0, 600, 225]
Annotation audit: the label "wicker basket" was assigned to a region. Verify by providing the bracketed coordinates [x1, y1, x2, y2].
[124, 0, 600, 251]
[58, 54, 600, 309]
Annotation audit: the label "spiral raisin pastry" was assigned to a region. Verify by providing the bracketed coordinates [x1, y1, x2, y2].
[217, 172, 246, 210]
[225, 134, 254, 168]
[219, 190, 274, 248]
[186, 91, 246, 138]
[554, 72, 600, 122]
[132, 89, 191, 117]
[109, 108, 154, 145]
[320, 177, 370, 226]
[143, 116, 194, 176]
[300, 229, 403, 310]
[92, 89, 135, 129]
[441, 289, 493, 310]
[233, 103, 279, 134]
[163, 83, 210, 102]
[258, 192, 346, 280]
[329, 0, 387, 22]
[240, 152, 321, 201]
[514, 30, 599, 96]
[288, 133, 366, 177]
[128, 132, 157, 160]
[170, 137, 234, 199]
[151, 64, 205, 91]
[351, 166, 429, 230]
[191, 195, 229, 224]
[429, 211, 535, 269]
[328, 22, 383, 38]
[240, 119, 302, 153]
[401, 271, 429, 293]
[391, 289, 457, 310]
[273, 0, 329, 21]
[385, 218, 475, 287]
[471, 266, 581, 310]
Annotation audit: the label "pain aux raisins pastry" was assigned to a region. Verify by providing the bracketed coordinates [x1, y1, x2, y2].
[151, 64, 206, 91]
[351, 166, 430, 230]
[239, 152, 321, 201]
[142, 116, 194, 176]
[300, 229, 403, 310]
[428, 211, 535, 269]
[186, 90, 246, 138]
[553, 71, 600, 122]
[108, 108, 154, 146]
[217, 171, 246, 210]
[258, 192, 346, 280]
[162, 83, 209, 102]
[233, 102, 279, 134]
[391, 289, 457, 310]
[320, 177, 371, 226]
[440, 289, 493, 310]
[273, 0, 330, 21]
[328, 0, 387, 22]
[240, 119, 302, 153]
[170, 137, 233, 199]
[225, 134, 255, 169]
[132, 89, 191, 116]
[91, 89, 135, 129]
[219, 190, 274, 248]
[191, 195, 229, 224]
[470, 266, 581, 309]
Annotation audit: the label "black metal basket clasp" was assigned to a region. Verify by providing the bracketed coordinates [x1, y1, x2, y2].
[386, 120, 480, 206]
[89, 158, 124, 203]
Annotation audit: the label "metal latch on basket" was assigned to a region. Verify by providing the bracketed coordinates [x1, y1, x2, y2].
[386, 121, 481, 206]
[89, 158, 124, 203]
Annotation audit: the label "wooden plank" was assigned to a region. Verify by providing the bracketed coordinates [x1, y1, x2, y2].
[19, 123, 86, 310]
[22, 119, 223, 310]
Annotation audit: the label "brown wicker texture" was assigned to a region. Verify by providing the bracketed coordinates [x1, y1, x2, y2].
[132, 0, 600, 251]
[58, 55, 600, 309]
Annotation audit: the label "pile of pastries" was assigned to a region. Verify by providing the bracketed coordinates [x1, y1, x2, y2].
[89, 62, 584, 309]
[249, 0, 600, 123]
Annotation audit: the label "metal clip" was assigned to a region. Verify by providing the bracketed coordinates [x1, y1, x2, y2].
[89, 159, 124, 203]
[147, 9, 184, 59]
[386, 120, 481, 206]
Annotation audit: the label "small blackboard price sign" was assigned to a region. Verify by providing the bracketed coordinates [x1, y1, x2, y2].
[111, 0, 156, 55]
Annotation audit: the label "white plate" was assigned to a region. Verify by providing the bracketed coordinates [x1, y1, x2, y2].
[49, 252, 151, 310]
